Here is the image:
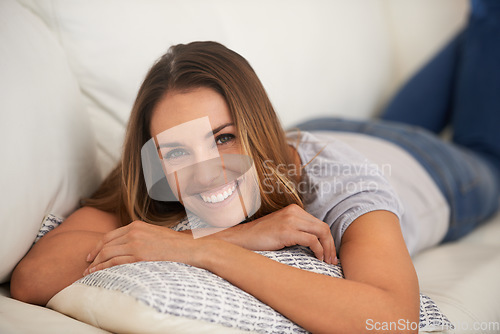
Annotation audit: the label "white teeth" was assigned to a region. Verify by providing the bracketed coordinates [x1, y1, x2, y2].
[200, 182, 238, 204]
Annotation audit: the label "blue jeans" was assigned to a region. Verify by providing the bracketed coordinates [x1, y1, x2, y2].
[294, 0, 500, 242]
[293, 118, 499, 242]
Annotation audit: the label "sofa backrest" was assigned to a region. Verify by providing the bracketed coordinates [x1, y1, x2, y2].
[17, 0, 469, 178]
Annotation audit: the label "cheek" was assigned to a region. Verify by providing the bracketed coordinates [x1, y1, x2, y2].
[165, 173, 185, 199]
[239, 164, 261, 207]
[244, 167, 261, 195]
[219, 138, 243, 155]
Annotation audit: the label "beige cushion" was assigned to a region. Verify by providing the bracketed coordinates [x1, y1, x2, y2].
[0, 0, 99, 283]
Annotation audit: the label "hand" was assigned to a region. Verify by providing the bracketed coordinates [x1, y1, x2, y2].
[83, 221, 201, 276]
[213, 204, 337, 264]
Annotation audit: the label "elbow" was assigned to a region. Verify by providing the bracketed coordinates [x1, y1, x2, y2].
[349, 290, 420, 334]
[366, 296, 420, 334]
[315, 295, 420, 334]
[10, 264, 31, 303]
[364, 314, 420, 334]
[10, 260, 50, 306]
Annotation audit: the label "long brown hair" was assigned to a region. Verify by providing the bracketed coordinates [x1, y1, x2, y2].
[84, 41, 303, 226]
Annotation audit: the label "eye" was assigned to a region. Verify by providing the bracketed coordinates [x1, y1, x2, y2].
[215, 133, 235, 145]
[164, 148, 189, 160]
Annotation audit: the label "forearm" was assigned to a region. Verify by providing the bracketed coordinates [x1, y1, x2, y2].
[11, 231, 102, 306]
[179, 222, 255, 248]
[196, 240, 419, 334]
[199, 222, 254, 247]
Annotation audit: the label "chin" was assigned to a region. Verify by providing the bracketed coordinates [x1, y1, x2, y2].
[194, 207, 247, 228]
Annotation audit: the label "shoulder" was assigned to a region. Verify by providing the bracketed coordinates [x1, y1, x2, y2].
[287, 130, 369, 166]
[47, 206, 121, 238]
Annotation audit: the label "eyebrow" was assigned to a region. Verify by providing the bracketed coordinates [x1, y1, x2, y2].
[156, 122, 234, 149]
[208, 122, 234, 138]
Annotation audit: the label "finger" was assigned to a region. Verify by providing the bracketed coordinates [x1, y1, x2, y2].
[312, 225, 334, 264]
[281, 206, 335, 263]
[295, 232, 324, 261]
[83, 255, 137, 276]
[293, 219, 336, 264]
[88, 239, 133, 271]
[87, 238, 104, 263]
[324, 229, 338, 265]
[87, 225, 134, 262]
[317, 224, 336, 265]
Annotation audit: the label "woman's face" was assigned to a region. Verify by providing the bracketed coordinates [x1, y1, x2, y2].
[149, 87, 260, 231]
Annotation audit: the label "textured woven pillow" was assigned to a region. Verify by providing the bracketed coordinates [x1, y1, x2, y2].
[44, 216, 453, 333]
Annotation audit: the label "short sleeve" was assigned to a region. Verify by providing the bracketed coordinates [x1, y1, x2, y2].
[288, 131, 404, 254]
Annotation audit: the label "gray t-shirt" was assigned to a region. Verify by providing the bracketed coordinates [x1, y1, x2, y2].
[288, 130, 450, 256]
[288, 131, 405, 255]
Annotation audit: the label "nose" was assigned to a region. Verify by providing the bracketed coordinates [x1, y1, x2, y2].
[192, 148, 223, 190]
[191, 157, 224, 188]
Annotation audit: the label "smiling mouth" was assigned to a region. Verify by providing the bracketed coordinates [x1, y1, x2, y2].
[199, 180, 238, 204]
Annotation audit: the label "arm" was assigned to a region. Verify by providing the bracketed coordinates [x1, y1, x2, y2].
[12, 203, 330, 305]
[196, 204, 338, 263]
[199, 210, 419, 333]
[10, 207, 120, 305]
[85, 204, 337, 275]
[86, 210, 419, 333]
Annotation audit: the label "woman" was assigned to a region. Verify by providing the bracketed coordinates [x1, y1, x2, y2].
[11, 5, 499, 331]
[11, 41, 419, 332]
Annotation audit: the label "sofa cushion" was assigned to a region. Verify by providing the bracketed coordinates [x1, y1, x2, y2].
[0, 0, 99, 283]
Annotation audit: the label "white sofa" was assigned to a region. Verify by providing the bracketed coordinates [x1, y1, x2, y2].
[2, 0, 500, 333]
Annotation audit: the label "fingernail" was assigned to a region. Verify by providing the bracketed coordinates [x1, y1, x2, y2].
[83, 269, 88, 277]
[327, 256, 332, 264]
[86, 253, 91, 262]
[333, 256, 338, 265]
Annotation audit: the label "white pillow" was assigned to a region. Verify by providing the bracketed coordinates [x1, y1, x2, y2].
[46, 217, 453, 333]
[0, 0, 100, 283]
